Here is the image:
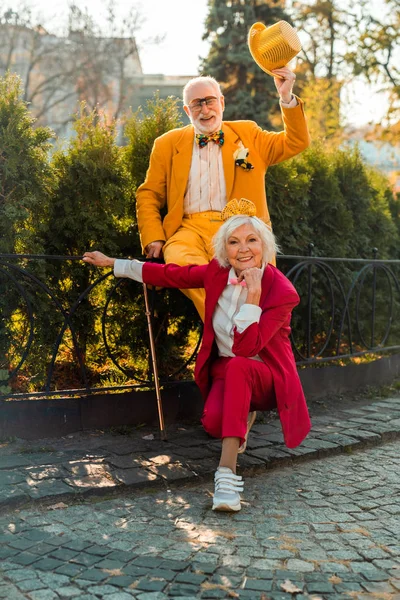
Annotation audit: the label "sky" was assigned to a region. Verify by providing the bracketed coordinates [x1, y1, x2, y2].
[24, 0, 390, 128]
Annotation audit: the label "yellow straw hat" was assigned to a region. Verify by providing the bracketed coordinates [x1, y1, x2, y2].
[248, 21, 302, 78]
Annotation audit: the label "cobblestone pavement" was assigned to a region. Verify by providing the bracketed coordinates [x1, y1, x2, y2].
[1, 395, 400, 509]
[0, 440, 399, 599]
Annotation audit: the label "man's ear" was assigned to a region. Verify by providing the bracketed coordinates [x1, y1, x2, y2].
[220, 95, 225, 112]
[183, 105, 190, 118]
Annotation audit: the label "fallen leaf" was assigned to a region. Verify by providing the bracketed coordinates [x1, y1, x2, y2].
[280, 579, 303, 593]
[142, 434, 154, 440]
[47, 502, 68, 510]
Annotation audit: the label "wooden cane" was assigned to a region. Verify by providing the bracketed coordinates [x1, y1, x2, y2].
[142, 282, 167, 441]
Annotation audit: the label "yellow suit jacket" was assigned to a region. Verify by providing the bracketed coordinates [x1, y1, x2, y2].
[136, 99, 310, 251]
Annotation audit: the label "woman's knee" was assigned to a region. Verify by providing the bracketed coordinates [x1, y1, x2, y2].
[225, 356, 250, 377]
[201, 409, 222, 439]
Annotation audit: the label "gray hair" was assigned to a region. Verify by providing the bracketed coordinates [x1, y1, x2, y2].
[213, 215, 280, 268]
[183, 76, 222, 106]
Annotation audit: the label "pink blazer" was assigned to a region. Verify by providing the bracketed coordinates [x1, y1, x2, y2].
[142, 260, 311, 448]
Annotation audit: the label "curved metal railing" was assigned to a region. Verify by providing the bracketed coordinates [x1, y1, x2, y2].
[0, 250, 399, 399]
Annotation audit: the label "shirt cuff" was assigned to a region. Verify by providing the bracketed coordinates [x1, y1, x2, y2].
[280, 95, 298, 108]
[114, 259, 144, 282]
[233, 304, 262, 332]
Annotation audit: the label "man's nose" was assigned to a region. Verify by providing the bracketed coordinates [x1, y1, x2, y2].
[200, 101, 211, 113]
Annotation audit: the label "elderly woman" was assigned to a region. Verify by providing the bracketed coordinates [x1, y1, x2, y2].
[83, 199, 311, 512]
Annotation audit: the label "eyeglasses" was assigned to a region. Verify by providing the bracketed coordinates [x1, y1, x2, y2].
[188, 96, 219, 113]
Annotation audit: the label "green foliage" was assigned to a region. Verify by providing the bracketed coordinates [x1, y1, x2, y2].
[268, 143, 398, 259]
[0, 72, 55, 385]
[1, 83, 399, 393]
[124, 93, 183, 190]
[35, 104, 135, 386]
[201, 0, 290, 127]
[269, 143, 400, 360]
[0, 72, 55, 253]
[48, 103, 133, 257]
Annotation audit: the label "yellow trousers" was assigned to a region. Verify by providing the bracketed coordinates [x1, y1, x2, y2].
[163, 212, 223, 322]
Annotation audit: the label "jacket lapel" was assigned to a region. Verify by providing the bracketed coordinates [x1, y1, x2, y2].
[260, 265, 275, 307]
[204, 263, 230, 328]
[172, 125, 195, 201]
[222, 123, 240, 200]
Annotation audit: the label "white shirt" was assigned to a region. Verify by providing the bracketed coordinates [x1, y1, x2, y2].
[183, 139, 227, 214]
[183, 95, 298, 215]
[113, 259, 263, 361]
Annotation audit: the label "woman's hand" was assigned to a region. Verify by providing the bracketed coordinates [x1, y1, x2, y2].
[82, 251, 115, 268]
[238, 267, 262, 305]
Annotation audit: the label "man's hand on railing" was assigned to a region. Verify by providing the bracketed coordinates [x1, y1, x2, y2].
[82, 251, 115, 268]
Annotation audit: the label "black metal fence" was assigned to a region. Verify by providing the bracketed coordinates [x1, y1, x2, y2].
[1, 250, 400, 400]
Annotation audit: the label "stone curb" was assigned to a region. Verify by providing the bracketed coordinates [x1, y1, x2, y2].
[0, 396, 400, 511]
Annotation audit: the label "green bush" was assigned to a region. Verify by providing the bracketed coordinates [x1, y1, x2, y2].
[1, 81, 399, 391]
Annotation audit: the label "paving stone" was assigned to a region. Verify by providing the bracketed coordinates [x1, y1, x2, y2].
[133, 557, 163, 568]
[0, 547, 19, 559]
[135, 578, 167, 592]
[9, 537, 37, 551]
[55, 563, 85, 577]
[12, 552, 39, 566]
[106, 593, 136, 600]
[167, 583, 199, 596]
[26, 479, 75, 499]
[159, 559, 190, 571]
[285, 559, 315, 572]
[306, 581, 335, 593]
[14, 579, 44, 592]
[172, 572, 205, 586]
[361, 581, 398, 593]
[28, 590, 59, 600]
[108, 575, 141, 587]
[136, 593, 169, 600]
[77, 568, 109, 582]
[56, 587, 82, 598]
[70, 552, 101, 567]
[243, 578, 273, 591]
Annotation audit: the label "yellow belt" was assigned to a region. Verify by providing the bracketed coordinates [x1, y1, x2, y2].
[183, 211, 223, 221]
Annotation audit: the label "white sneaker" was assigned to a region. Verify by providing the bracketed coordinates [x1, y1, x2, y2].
[212, 467, 244, 512]
[238, 411, 257, 454]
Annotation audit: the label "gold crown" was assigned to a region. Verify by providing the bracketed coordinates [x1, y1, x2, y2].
[221, 198, 257, 221]
[248, 21, 302, 77]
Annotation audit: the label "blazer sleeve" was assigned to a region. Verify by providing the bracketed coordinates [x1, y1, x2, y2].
[231, 289, 299, 357]
[136, 136, 168, 251]
[252, 97, 311, 167]
[142, 262, 208, 289]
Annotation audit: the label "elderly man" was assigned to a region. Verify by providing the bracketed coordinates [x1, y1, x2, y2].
[136, 67, 310, 321]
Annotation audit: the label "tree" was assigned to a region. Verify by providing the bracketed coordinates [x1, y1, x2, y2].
[67, 2, 143, 121]
[0, 1, 144, 134]
[0, 7, 80, 130]
[346, 0, 400, 142]
[40, 103, 133, 377]
[0, 72, 54, 254]
[0, 72, 55, 387]
[289, 0, 400, 143]
[201, 0, 292, 128]
[288, 0, 356, 144]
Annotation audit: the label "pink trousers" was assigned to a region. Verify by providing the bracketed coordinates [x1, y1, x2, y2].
[201, 356, 277, 445]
